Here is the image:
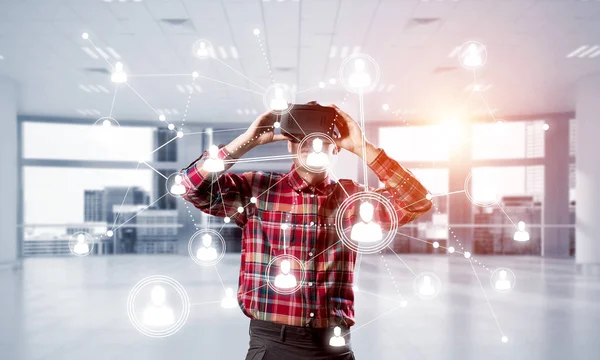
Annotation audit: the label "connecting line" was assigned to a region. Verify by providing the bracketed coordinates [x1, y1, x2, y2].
[497, 203, 518, 229]
[213, 265, 227, 292]
[358, 90, 369, 192]
[279, 128, 302, 143]
[328, 171, 350, 198]
[240, 283, 268, 297]
[127, 73, 192, 78]
[304, 240, 342, 264]
[184, 126, 271, 137]
[477, 92, 499, 123]
[344, 303, 404, 338]
[288, 112, 308, 136]
[111, 163, 140, 229]
[124, 83, 170, 123]
[223, 154, 298, 164]
[87, 38, 115, 70]
[208, 172, 214, 226]
[212, 57, 266, 91]
[354, 253, 363, 286]
[469, 259, 505, 337]
[109, 83, 119, 118]
[429, 190, 466, 198]
[149, 136, 179, 155]
[394, 232, 465, 256]
[112, 194, 168, 232]
[387, 246, 417, 277]
[193, 74, 265, 96]
[140, 161, 168, 180]
[215, 177, 229, 221]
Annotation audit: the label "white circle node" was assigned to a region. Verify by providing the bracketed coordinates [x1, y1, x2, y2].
[127, 275, 190, 338]
[159, 114, 166, 121]
[319, 82, 325, 88]
[281, 223, 289, 230]
[168, 124, 175, 130]
[188, 229, 227, 267]
[433, 241, 440, 249]
[82, 33, 89, 40]
[542, 123, 549, 131]
[400, 300, 408, 307]
[192, 71, 199, 78]
[250, 197, 257, 203]
[352, 285, 359, 292]
[93, 117, 120, 128]
[382, 104, 390, 111]
[253, 29, 260, 36]
[328, 78, 337, 85]
[425, 194, 433, 200]
[464, 251, 471, 259]
[177, 131, 184, 138]
[501, 336, 508, 343]
[106, 230, 114, 237]
[273, 122, 280, 129]
[448, 246, 455, 254]
[224, 217, 231, 224]
[237, 207, 244, 213]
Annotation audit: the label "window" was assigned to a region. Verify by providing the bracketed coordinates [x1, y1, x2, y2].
[472, 121, 545, 160]
[471, 166, 544, 202]
[379, 126, 449, 162]
[23, 122, 155, 162]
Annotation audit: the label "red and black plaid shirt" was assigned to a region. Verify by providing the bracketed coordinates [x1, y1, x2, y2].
[182, 147, 431, 328]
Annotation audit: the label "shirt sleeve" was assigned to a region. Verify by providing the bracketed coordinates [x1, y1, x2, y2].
[180, 146, 253, 227]
[368, 148, 433, 227]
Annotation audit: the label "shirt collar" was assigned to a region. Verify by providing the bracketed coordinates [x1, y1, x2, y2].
[287, 165, 332, 195]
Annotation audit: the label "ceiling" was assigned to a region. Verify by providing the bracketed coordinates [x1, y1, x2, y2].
[0, 0, 599, 125]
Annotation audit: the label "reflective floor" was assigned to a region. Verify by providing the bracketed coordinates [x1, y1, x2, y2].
[1, 254, 599, 360]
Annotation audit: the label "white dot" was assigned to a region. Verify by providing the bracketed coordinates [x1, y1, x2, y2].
[177, 131, 184, 138]
[433, 241, 439, 249]
[250, 197, 257, 203]
[273, 122, 280, 129]
[448, 246, 455, 253]
[501, 336, 508, 343]
[400, 300, 408, 307]
[253, 28, 260, 36]
[192, 71, 199, 78]
[542, 123, 549, 131]
[224, 217, 231, 223]
[168, 124, 175, 130]
[352, 285, 359, 292]
[318, 82, 325, 88]
[237, 207, 244, 213]
[106, 230, 113, 237]
[426, 194, 432, 200]
[159, 114, 166, 121]
[81, 33, 89, 40]
[464, 251, 471, 259]
[382, 104, 390, 111]
[328, 78, 337, 85]
[281, 223, 288, 230]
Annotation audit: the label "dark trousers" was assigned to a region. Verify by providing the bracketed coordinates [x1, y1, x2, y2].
[245, 320, 355, 360]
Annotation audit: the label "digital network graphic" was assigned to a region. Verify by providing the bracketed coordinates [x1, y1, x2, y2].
[74, 31, 526, 345]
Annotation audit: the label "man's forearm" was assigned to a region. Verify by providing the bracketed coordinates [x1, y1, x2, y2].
[224, 132, 255, 159]
[353, 142, 381, 165]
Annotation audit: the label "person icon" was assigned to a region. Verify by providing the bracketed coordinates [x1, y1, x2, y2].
[221, 287, 238, 309]
[170, 175, 186, 195]
[196, 42, 209, 57]
[142, 285, 175, 327]
[329, 326, 346, 347]
[350, 202, 383, 243]
[462, 44, 483, 68]
[494, 270, 511, 291]
[306, 138, 329, 168]
[513, 221, 530, 242]
[73, 234, 90, 255]
[111, 62, 127, 83]
[419, 275, 435, 297]
[274, 259, 297, 289]
[196, 233, 218, 261]
[202, 145, 225, 172]
[269, 87, 288, 111]
[348, 59, 372, 90]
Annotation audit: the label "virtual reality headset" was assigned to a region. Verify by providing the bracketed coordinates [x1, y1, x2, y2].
[277, 104, 337, 142]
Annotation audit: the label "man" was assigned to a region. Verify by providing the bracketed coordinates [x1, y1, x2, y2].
[181, 104, 432, 360]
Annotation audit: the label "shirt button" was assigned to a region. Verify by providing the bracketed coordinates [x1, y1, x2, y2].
[309, 252, 313, 256]
[308, 282, 313, 286]
[310, 312, 314, 317]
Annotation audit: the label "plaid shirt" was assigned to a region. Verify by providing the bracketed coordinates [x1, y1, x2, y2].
[182, 147, 432, 328]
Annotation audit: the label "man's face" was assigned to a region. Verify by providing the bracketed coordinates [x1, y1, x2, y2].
[287, 139, 336, 173]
